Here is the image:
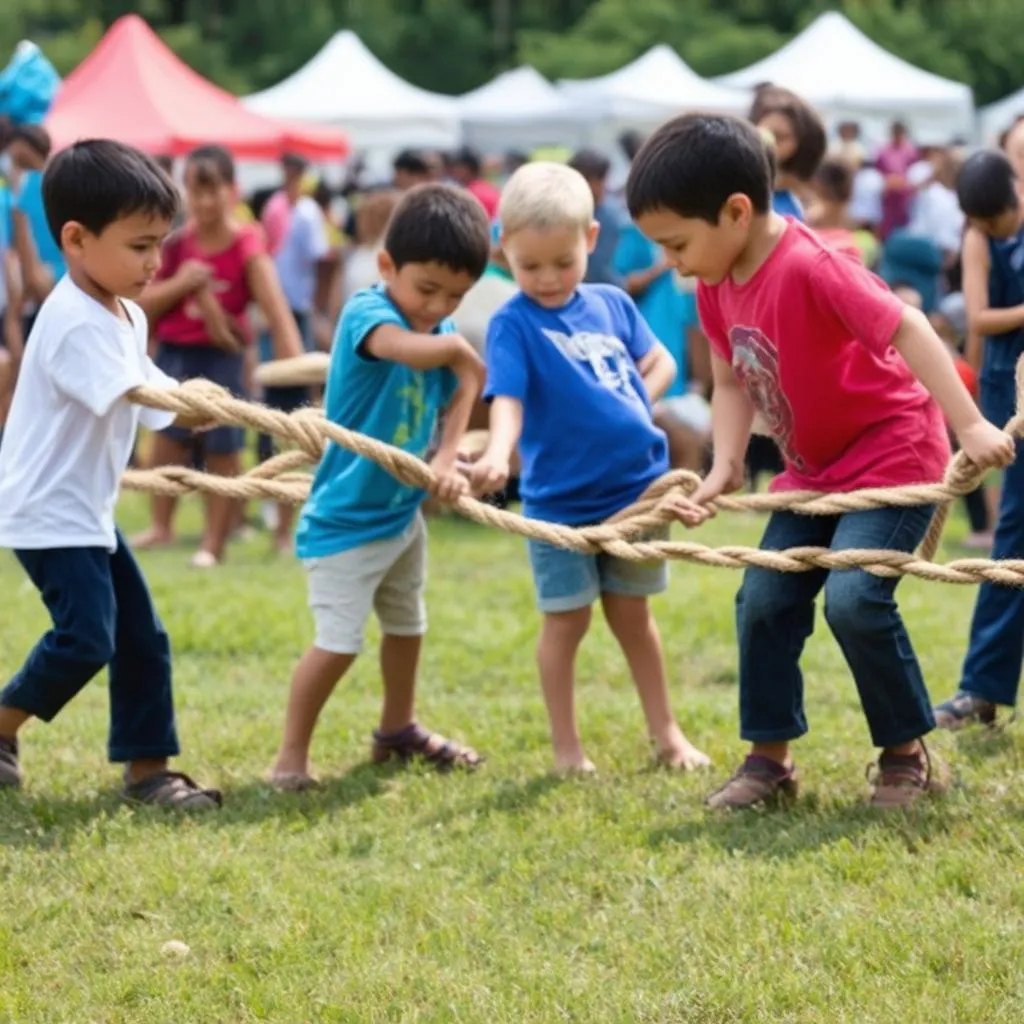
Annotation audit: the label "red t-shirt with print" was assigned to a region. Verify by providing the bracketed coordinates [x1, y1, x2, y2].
[155, 223, 265, 346]
[697, 219, 950, 493]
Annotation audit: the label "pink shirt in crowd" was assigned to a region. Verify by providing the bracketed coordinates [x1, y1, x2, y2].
[467, 178, 501, 219]
[261, 190, 292, 256]
[156, 223, 265, 347]
[875, 140, 919, 239]
[697, 219, 949, 493]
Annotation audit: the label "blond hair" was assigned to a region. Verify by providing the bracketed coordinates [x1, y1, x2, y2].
[499, 161, 594, 237]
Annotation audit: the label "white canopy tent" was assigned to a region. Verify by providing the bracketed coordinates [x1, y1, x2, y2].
[715, 12, 974, 146]
[458, 66, 596, 152]
[981, 87, 1024, 145]
[559, 45, 750, 135]
[244, 31, 461, 153]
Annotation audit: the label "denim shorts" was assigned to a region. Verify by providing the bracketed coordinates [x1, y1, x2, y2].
[527, 526, 669, 613]
[155, 342, 246, 455]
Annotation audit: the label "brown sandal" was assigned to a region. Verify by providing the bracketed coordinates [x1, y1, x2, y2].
[123, 770, 222, 809]
[371, 722, 483, 772]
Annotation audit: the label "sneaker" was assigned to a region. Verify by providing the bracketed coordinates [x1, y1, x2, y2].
[705, 755, 799, 810]
[868, 742, 949, 810]
[933, 691, 998, 731]
[0, 736, 21, 789]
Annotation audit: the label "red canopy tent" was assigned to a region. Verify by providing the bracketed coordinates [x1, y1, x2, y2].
[46, 15, 348, 161]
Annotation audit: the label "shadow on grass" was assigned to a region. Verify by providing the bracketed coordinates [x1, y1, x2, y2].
[423, 773, 568, 828]
[0, 760, 396, 849]
[953, 725, 1019, 766]
[647, 797, 962, 859]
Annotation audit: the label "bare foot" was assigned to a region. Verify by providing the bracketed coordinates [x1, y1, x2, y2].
[270, 751, 318, 791]
[656, 739, 712, 771]
[554, 754, 597, 777]
[190, 550, 220, 569]
[269, 770, 319, 792]
[131, 528, 174, 550]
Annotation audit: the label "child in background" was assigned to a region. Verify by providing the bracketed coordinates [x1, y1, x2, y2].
[0, 140, 221, 808]
[627, 114, 1013, 809]
[340, 189, 400, 305]
[568, 149, 623, 288]
[271, 184, 490, 788]
[134, 146, 303, 564]
[808, 158, 879, 265]
[749, 86, 827, 221]
[933, 151, 1024, 729]
[471, 162, 709, 775]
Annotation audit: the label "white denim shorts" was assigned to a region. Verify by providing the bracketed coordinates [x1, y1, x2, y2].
[303, 514, 427, 654]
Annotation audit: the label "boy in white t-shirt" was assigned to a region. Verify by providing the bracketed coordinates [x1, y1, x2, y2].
[0, 139, 221, 809]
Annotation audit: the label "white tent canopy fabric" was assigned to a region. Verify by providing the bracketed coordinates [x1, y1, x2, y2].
[559, 45, 750, 122]
[244, 31, 460, 151]
[981, 88, 1024, 145]
[457, 66, 595, 151]
[715, 12, 974, 145]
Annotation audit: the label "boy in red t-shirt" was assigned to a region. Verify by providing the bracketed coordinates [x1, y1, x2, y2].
[625, 114, 1015, 811]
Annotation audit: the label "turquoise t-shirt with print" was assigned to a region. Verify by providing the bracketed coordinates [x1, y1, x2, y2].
[295, 285, 457, 559]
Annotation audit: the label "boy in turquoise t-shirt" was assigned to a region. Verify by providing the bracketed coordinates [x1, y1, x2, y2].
[271, 184, 491, 788]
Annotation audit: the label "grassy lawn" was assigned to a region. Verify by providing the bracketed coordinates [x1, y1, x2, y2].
[2, 493, 1024, 1022]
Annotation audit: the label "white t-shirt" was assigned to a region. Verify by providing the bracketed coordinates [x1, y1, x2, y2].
[908, 182, 964, 255]
[0, 276, 178, 552]
[849, 166, 884, 227]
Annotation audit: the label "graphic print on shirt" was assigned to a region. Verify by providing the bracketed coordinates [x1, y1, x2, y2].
[729, 325, 805, 471]
[542, 328, 640, 398]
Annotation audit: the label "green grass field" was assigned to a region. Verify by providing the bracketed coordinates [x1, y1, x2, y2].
[2, 494, 1024, 1023]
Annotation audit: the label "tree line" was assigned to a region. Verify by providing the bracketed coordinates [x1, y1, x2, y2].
[2, 0, 1023, 107]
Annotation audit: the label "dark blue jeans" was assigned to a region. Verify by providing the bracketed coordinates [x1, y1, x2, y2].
[1, 531, 180, 762]
[736, 505, 936, 748]
[961, 365, 1024, 706]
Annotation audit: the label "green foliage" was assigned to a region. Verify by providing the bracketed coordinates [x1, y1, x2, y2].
[0, 0, 1023, 106]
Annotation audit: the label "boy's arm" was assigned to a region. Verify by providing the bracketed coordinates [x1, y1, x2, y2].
[12, 210, 53, 303]
[2, 250, 24, 361]
[637, 341, 676, 403]
[961, 226, 1024, 337]
[470, 397, 523, 496]
[892, 306, 1015, 469]
[191, 286, 244, 353]
[667, 352, 752, 526]
[364, 323, 479, 372]
[428, 356, 486, 503]
[244, 252, 305, 360]
[138, 260, 212, 324]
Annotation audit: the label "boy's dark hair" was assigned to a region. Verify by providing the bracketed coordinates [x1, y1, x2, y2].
[568, 148, 611, 183]
[753, 88, 827, 182]
[815, 158, 853, 204]
[956, 150, 1018, 220]
[393, 148, 429, 176]
[384, 183, 490, 279]
[186, 144, 235, 186]
[626, 114, 772, 223]
[618, 130, 645, 162]
[450, 145, 481, 177]
[42, 139, 180, 245]
[10, 123, 51, 160]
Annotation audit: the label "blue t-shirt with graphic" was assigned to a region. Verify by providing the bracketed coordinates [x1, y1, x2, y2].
[296, 285, 457, 558]
[614, 222, 697, 399]
[485, 283, 668, 526]
[773, 189, 804, 221]
[14, 170, 66, 280]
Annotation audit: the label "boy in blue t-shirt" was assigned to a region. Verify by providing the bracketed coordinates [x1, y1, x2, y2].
[471, 162, 709, 775]
[271, 185, 491, 788]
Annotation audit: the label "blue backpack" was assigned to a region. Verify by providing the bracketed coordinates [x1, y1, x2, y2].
[0, 41, 61, 125]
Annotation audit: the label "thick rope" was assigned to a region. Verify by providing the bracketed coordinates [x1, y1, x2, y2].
[121, 378, 1024, 586]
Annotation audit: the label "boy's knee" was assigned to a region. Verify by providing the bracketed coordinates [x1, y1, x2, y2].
[823, 571, 884, 638]
[541, 606, 591, 643]
[63, 629, 116, 676]
[737, 569, 790, 625]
